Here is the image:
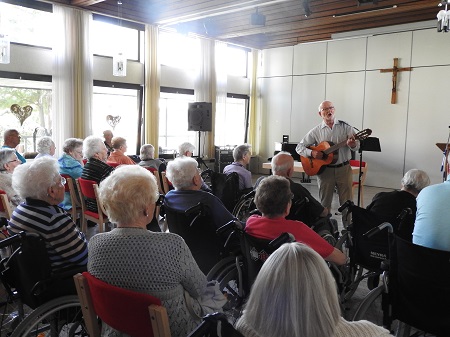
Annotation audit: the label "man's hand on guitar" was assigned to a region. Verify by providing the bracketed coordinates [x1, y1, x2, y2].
[311, 150, 323, 159]
[347, 136, 356, 148]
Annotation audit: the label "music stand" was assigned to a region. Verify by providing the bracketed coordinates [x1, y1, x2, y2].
[357, 137, 381, 206]
[436, 143, 450, 181]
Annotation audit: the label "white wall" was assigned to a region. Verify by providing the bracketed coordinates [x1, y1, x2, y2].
[258, 27, 450, 188]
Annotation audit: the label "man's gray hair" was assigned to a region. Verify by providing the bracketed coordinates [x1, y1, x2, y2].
[36, 136, 54, 155]
[12, 157, 61, 200]
[271, 151, 293, 175]
[166, 156, 198, 190]
[233, 144, 251, 161]
[83, 136, 105, 159]
[255, 175, 291, 217]
[140, 144, 155, 161]
[401, 169, 430, 193]
[0, 148, 16, 171]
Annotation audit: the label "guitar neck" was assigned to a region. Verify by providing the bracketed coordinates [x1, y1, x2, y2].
[323, 139, 349, 155]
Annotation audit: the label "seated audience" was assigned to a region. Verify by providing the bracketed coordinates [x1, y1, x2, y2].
[178, 141, 196, 157]
[138, 144, 163, 170]
[236, 242, 391, 337]
[81, 136, 114, 213]
[367, 169, 430, 241]
[58, 138, 84, 211]
[88, 165, 225, 336]
[107, 136, 136, 165]
[0, 148, 23, 220]
[245, 175, 346, 265]
[103, 129, 114, 156]
[223, 144, 253, 191]
[2, 129, 26, 163]
[413, 175, 450, 252]
[8, 157, 88, 271]
[255, 151, 329, 224]
[35, 136, 56, 158]
[164, 156, 234, 229]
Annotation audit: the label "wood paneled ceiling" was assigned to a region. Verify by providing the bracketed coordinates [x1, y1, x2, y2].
[57, 0, 438, 49]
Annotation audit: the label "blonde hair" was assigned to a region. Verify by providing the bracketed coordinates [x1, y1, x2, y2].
[98, 165, 159, 224]
[237, 242, 340, 337]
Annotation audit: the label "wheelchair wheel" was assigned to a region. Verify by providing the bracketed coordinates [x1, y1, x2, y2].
[232, 196, 255, 223]
[10, 295, 86, 337]
[317, 229, 336, 246]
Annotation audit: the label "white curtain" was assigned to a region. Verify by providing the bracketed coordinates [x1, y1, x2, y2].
[214, 41, 228, 146]
[52, 5, 93, 155]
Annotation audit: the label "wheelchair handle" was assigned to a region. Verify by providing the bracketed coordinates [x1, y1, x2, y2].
[216, 219, 241, 235]
[363, 222, 394, 239]
[396, 207, 412, 222]
[243, 189, 256, 199]
[0, 231, 24, 249]
[185, 202, 204, 216]
[269, 232, 295, 249]
[338, 200, 354, 213]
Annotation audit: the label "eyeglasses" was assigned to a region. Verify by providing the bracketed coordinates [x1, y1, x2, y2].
[320, 106, 335, 112]
[59, 176, 67, 186]
[8, 159, 20, 163]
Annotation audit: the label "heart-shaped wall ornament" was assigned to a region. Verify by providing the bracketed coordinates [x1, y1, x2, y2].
[10, 104, 33, 126]
[106, 115, 121, 130]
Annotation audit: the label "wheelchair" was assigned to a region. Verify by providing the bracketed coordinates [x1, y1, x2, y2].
[335, 200, 413, 304]
[187, 312, 244, 337]
[353, 222, 450, 337]
[0, 232, 87, 336]
[206, 219, 294, 320]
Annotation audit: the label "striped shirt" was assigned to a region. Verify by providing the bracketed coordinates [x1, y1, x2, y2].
[8, 198, 88, 271]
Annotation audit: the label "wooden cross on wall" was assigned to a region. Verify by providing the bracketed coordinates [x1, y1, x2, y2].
[380, 58, 412, 104]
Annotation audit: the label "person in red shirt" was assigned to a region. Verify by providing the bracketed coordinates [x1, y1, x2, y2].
[245, 175, 346, 265]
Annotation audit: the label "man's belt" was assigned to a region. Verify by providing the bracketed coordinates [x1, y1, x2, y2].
[327, 161, 349, 168]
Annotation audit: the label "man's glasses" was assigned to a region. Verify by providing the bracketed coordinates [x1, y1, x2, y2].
[59, 176, 67, 186]
[8, 159, 20, 163]
[321, 106, 335, 112]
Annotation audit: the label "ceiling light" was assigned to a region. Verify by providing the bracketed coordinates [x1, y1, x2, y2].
[250, 8, 266, 26]
[113, 0, 126, 77]
[303, 0, 312, 17]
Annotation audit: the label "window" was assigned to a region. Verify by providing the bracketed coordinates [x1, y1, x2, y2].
[0, 76, 52, 153]
[159, 31, 200, 70]
[91, 15, 144, 61]
[159, 90, 197, 155]
[92, 83, 142, 155]
[227, 45, 248, 77]
[0, 1, 53, 48]
[215, 95, 249, 146]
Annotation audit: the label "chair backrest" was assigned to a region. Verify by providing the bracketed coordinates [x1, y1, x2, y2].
[163, 203, 223, 274]
[210, 171, 240, 212]
[74, 272, 171, 337]
[76, 178, 108, 232]
[106, 161, 120, 168]
[161, 172, 171, 195]
[350, 160, 368, 185]
[390, 236, 450, 335]
[77, 178, 97, 200]
[0, 190, 13, 220]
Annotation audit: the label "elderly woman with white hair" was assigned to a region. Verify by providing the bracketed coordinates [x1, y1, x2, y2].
[88, 165, 224, 336]
[8, 157, 88, 271]
[178, 142, 196, 157]
[35, 136, 56, 158]
[0, 148, 23, 221]
[138, 143, 163, 170]
[236, 242, 391, 337]
[366, 168, 430, 241]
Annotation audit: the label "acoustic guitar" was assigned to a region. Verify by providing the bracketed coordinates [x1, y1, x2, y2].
[300, 129, 372, 176]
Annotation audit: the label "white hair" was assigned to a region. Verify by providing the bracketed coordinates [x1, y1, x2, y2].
[36, 136, 55, 155]
[83, 136, 104, 159]
[178, 142, 195, 156]
[12, 157, 61, 200]
[237, 242, 340, 337]
[401, 169, 430, 193]
[166, 157, 197, 190]
[271, 151, 293, 175]
[233, 144, 251, 161]
[0, 148, 16, 171]
[140, 144, 155, 161]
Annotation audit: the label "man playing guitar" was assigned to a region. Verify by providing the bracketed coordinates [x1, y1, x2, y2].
[296, 100, 359, 226]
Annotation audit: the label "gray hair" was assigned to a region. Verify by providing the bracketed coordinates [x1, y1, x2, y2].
[178, 142, 195, 156]
[83, 136, 105, 159]
[401, 169, 430, 193]
[237, 242, 340, 337]
[98, 165, 159, 224]
[140, 144, 155, 161]
[3, 129, 18, 142]
[12, 157, 61, 200]
[233, 144, 251, 161]
[111, 136, 127, 150]
[271, 151, 294, 175]
[0, 148, 16, 171]
[166, 157, 197, 190]
[62, 138, 83, 154]
[36, 136, 55, 155]
[255, 175, 291, 218]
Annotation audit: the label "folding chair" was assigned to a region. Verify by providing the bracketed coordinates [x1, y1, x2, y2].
[76, 178, 109, 233]
[60, 174, 83, 224]
[74, 272, 171, 337]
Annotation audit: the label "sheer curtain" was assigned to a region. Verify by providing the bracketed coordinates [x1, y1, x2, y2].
[214, 41, 228, 147]
[194, 37, 215, 157]
[52, 5, 93, 153]
[144, 25, 160, 155]
[248, 49, 261, 156]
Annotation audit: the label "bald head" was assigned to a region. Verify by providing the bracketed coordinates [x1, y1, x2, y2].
[271, 151, 294, 178]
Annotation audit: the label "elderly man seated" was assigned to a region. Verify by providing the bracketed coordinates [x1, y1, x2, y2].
[223, 144, 253, 191]
[245, 175, 347, 265]
[164, 157, 234, 229]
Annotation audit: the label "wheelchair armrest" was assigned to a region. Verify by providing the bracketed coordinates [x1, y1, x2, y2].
[269, 232, 295, 250]
[216, 219, 243, 235]
[338, 200, 354, 213]
[185, 202, 205, 216]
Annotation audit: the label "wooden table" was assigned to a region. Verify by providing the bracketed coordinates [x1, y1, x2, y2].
[262, 161, 360, 174]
